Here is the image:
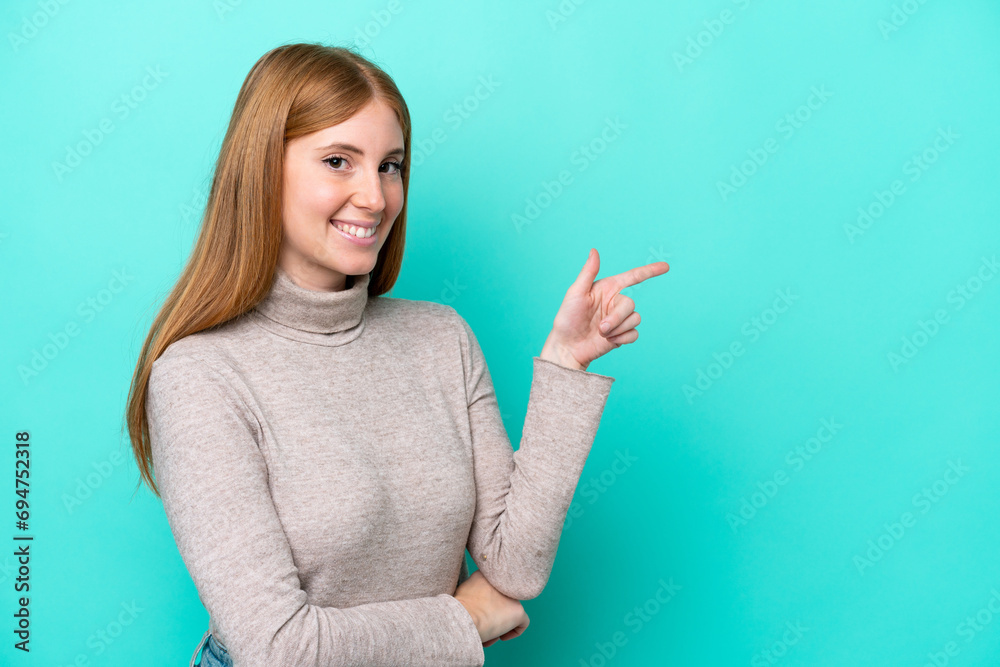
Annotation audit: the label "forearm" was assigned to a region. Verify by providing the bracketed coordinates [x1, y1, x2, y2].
[467, 357, 615, 599]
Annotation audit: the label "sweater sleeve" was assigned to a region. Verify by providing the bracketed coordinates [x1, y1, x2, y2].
[146, 352, 486, 667]
[454, 314, 615, 600]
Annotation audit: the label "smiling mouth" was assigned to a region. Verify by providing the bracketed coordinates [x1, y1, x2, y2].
[330, 220, 378, 239]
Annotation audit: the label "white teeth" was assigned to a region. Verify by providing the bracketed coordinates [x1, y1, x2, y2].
[333, 221, 376, 238]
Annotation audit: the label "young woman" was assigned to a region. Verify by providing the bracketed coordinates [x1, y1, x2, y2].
[125, 42, 667, 667]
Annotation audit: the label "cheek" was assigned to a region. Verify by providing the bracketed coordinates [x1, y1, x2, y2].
[386, 181, 405, 215]
[287, 169, 347, 218]
[283, 187, 340, 247]
[309, 183, 350, 217]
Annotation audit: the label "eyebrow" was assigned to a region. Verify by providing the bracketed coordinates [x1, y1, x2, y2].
[316, 142, 405, 159]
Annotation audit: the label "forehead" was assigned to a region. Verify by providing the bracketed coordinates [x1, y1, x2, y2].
[303, 100, 403, 148]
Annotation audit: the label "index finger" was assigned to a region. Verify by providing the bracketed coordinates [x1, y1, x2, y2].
[610, 261, 670, 289]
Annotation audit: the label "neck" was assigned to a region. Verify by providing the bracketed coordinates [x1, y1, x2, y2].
[250, 265, 371, 347]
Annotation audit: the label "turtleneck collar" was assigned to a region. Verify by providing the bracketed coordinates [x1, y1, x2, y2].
[250, 265, 371, 346]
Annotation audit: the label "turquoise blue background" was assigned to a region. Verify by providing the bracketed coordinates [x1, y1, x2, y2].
[1, 0, 998, 664]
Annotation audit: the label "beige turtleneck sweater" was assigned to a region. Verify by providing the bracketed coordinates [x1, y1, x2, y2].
[146, 265, 615, 666]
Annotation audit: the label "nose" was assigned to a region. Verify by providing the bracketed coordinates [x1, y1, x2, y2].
[350, 165, 387, 213]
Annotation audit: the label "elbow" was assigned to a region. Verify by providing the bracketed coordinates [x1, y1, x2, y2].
[472, 532, 560, 599]
[229, 604, 351, 667]
[501, 576, 547, 601]
[511, 581, 546, 601]
[477, 562, 550, 600]
[231, 631, 310, 667]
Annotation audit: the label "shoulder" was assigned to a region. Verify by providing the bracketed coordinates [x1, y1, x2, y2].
[149, 329, 248, 394]
[155, 332, 228, 370]
[368, 295, 471, 338]
[366, 296, 484, 395]
[146, 334, 259, 433]
[366, 296, 483, 370]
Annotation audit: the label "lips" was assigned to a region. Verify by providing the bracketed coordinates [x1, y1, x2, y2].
[331, 220, 376, 235]
[330, 218, 379, 245]
[330, 219, 378, 228]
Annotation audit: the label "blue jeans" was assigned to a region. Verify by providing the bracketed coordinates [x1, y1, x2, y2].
[189, 629, 233, 667]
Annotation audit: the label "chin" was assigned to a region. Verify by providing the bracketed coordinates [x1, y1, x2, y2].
[325, 261, 374, 277]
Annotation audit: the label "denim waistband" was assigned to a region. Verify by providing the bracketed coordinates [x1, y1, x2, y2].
[188, 629, 210, 667]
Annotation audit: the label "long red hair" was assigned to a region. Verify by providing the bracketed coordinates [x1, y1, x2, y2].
[124, 43, 412, 498]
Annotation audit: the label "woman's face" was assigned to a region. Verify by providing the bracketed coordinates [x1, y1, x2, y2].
[279, 98, 405, 291]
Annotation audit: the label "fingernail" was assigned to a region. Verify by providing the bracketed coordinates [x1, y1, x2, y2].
[600, 321, 610, 333]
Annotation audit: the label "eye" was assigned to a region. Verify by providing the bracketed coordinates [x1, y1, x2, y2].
[322, 156, 404, 175]
[322, 156, 348, 170]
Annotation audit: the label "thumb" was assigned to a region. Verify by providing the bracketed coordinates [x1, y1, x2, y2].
[568, 248, 600, 295]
